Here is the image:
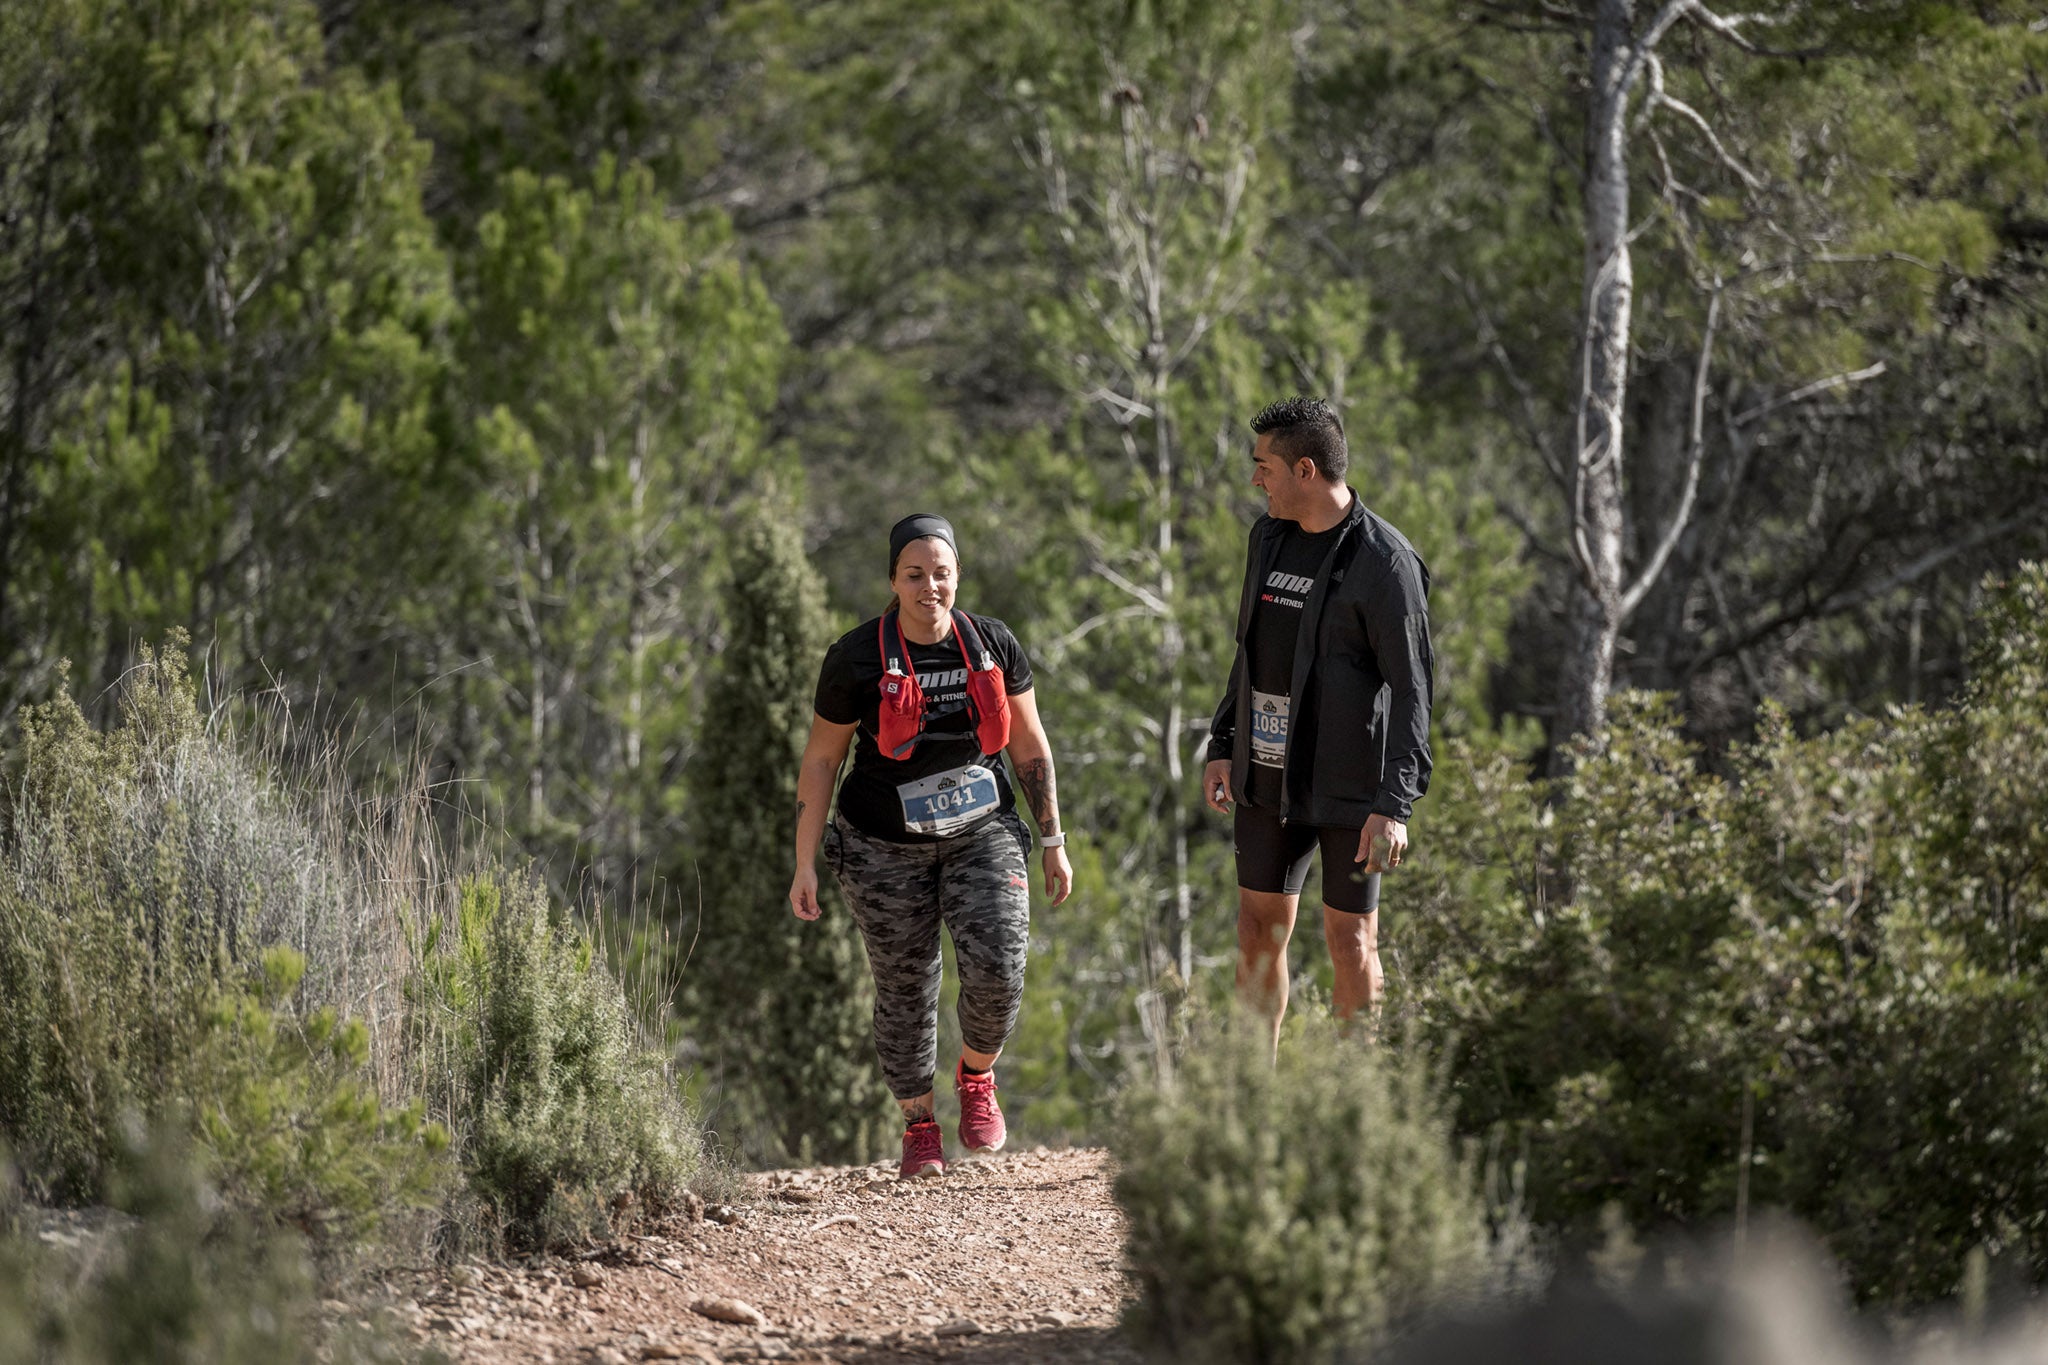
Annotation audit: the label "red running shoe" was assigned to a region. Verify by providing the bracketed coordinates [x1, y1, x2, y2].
[900, 1117, 944, 1180]
[955, 1061, 1007, 1154]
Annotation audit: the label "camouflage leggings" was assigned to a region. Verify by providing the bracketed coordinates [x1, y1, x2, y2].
[825, 811, 1032, 1100]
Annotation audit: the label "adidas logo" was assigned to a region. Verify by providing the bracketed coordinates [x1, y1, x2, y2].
[1265, 571, 1315, 595]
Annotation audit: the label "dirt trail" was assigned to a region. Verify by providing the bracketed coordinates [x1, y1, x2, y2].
[392, 1147, 1140, 1364]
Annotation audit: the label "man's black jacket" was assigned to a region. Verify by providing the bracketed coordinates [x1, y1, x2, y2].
[1206, 490, 1434, 825]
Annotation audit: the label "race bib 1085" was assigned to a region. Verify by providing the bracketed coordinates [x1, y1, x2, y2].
[897, 764, 1001, 836]
[1251, 691, 1290, 769]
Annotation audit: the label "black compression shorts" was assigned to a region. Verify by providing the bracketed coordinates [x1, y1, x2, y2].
[1233, 802, 1382, 914]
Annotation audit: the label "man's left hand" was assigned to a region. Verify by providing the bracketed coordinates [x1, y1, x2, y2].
[1357, 814, 1408, 874]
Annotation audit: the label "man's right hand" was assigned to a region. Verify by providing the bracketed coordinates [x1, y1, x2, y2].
[789, 866, 822, 921]
[1202, 758, 1235, 815]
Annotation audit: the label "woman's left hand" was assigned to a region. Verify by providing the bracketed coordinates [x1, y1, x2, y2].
[1042, 845, 1074, 907]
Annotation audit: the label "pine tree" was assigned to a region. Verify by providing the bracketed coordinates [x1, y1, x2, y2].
[680, 505, 891, 1166]
[453, 159, 787, 896]
[4, 0, 460, 724]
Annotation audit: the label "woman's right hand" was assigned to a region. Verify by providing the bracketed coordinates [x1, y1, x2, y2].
[792, 716, 857, 925]
[789, 865, 823, 921]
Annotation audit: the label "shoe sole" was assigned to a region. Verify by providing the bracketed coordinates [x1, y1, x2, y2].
[900, 1162, 945, 1180]
[961, 1137, 1006, 1155]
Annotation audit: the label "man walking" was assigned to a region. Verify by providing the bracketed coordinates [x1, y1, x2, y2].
[1202, 397, 1433, 1048]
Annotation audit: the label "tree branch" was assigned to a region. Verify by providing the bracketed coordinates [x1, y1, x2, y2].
[1442, 264, 1567, 491]
[1091, 561, 1170, 617]
[1620, 0, 1700, 97]
[1731, 362, 1887, 427]
[1493, 494, 1572, 567]
[1471, 0, 1588, 32]
[1728, 250, 1949, 286]
[1696, 508, 2045, 665]
[1702, 565, 1768, 701]
[1087, 386, 1155, 422]
[1684, 3, 1829, 59]
[1621, 282, 1721, 620]
[1041, 603, 1155, 661]
[1649, 87, 1765, 191]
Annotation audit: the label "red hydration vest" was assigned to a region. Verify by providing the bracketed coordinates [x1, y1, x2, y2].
[875, 609, 1012, 760]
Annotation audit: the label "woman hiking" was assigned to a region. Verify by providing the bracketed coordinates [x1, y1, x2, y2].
[788, 513, 1073, 1179]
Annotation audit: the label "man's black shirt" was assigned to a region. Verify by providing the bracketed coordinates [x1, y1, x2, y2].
[1207, 490, 1435, 827]
[1244, 518, 1345, 808]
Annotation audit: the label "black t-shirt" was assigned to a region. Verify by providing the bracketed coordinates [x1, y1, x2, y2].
[1244, 518, 1346, 808]
[814, 611, 1036, 843]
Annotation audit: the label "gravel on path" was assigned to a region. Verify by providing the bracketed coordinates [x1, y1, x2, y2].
[389, 1146, 1141, 1365]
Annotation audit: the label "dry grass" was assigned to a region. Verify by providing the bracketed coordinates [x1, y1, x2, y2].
[1, 636, 705, 1253]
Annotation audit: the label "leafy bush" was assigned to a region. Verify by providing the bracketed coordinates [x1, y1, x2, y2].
[0, 641, 446, 1232]
[415, 877, 701, 1247]
[186, 946, 448, 1240]
[1112, 1023, 1526, 1363]
[1397, 564, 2048, 1304]
[1, 636, 704, 1259]
[0, 1128, 415, 1364]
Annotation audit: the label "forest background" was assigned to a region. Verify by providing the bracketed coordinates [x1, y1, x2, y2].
[3, 0, 2048, 1309]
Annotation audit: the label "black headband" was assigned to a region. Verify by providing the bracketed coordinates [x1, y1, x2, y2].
[888, 513, 958, 574]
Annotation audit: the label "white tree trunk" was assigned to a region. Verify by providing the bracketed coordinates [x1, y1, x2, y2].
[1556, 0, 1640, 764]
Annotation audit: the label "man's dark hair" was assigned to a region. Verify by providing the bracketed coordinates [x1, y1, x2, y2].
[1250, 397, 1347, 482]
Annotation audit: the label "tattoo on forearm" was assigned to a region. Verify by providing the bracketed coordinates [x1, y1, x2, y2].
[796, 799, 807, 822]
[1017, 758, 1059, 835]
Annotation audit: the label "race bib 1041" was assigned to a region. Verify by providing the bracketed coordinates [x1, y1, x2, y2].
[1251, 691, 1289, 769]
[897, 764, 1001, 837]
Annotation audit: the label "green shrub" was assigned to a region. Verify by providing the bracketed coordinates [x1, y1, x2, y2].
[417, 877, 700, 1247]
[1, 636, 703, 1261]
[185, 946, 448, 1240]
[1398, 564, 2048, 1304]
[0, 1128, 417, 1364]
[1112, 1024, 1519, 1363]
[0, 642, 447, 1232]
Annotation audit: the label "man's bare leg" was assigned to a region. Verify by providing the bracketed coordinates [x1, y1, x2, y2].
[1323, 904, 1382, 1026]
[1237, 888, 1299, 1056]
